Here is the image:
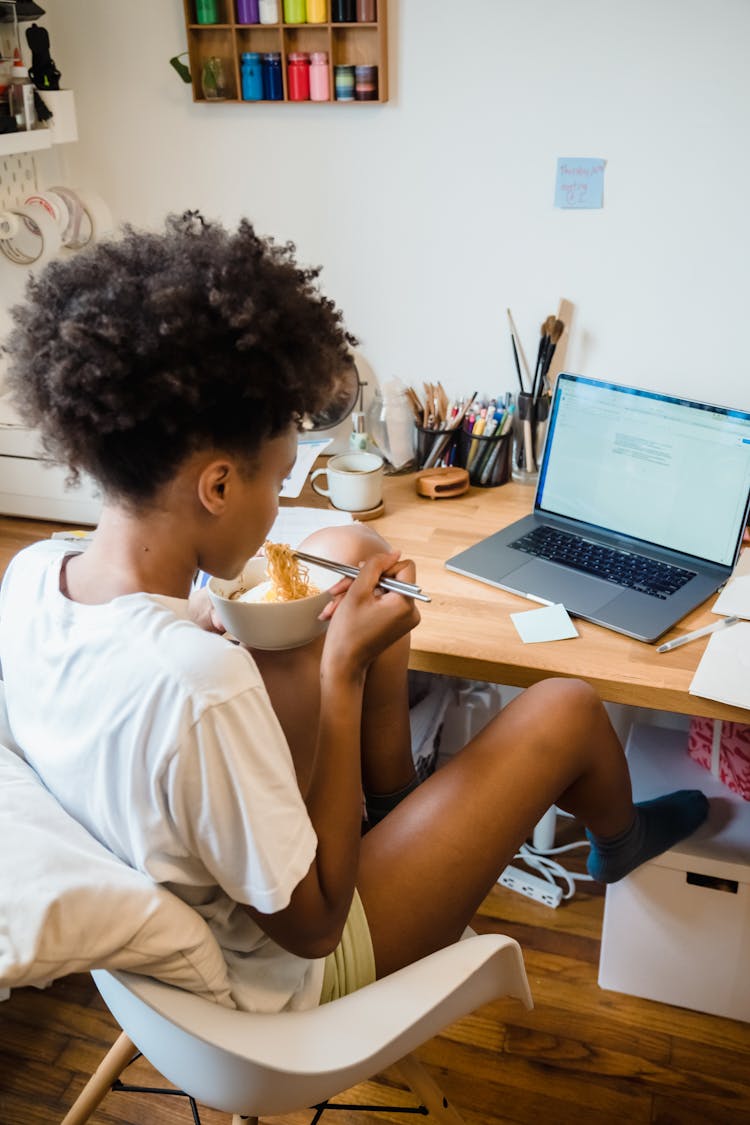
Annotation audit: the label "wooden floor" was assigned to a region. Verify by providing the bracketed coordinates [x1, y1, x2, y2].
[2, 852, 749, 1125]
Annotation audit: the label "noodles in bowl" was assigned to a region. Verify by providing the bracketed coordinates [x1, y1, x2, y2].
[207, 543, 333, 650]
[232, 542, 320, 604]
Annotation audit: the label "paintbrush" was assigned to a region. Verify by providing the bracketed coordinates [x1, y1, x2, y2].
[506, 308, 532, 393]
[531, 315, 555, 402]
[540, 318, 565, 392]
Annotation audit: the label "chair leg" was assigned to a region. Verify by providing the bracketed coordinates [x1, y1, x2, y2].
[393, 1053, 468, 1125]
[61, 1031, 137, 1125]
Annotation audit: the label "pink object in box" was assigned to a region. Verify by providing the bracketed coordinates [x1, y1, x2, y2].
[688, 717, 750, 801]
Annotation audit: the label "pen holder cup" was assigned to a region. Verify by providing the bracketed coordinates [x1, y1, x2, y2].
[414, 426, 458, 470]
[456, 429, 513, 487]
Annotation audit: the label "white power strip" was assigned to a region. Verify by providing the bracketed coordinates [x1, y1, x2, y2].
[498, 865, 563, 909]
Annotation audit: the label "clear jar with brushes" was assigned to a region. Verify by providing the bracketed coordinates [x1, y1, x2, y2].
[367, 379, 416, 472]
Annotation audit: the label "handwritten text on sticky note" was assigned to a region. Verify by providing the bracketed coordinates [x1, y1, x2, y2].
[554, 158, 605, 209]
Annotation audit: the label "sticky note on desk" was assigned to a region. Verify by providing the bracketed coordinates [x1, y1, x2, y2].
[511, 603, 579, 643]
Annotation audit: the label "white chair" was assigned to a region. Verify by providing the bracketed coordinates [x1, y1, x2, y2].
[63, 931, 531, 1125]
[0, 681, 532, 1124]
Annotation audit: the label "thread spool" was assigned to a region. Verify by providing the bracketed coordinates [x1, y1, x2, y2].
[45, 186, 113, 250]
[0, 211, 21, 240]
[0, 202, 62, 267]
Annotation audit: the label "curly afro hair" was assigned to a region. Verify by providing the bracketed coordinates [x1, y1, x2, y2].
[3, 212, 357, 504]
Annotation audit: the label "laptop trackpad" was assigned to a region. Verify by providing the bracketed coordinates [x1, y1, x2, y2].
[508, 559, 615, 615]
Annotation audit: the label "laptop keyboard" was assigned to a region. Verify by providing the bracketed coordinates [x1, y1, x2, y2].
[509, 525, 695, 600]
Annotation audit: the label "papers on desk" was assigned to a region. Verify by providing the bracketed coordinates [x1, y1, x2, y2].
[712, 548, 750, 618]
[689, 621, 750, 710]
[690, 550, 750, 709]
[280, 439, 332, 499]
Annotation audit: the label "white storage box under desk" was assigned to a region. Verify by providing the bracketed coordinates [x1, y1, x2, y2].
[599, 724, 750, 1022]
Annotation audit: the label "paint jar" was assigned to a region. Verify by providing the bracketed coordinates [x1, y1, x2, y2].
[283, 0, 306, 22]
[307, 0, 326, 21]
[237, 0, 260, 21]
[195, 0, 219, 23]
[331, 0, 355, 21]
[258, 0, 279, 22]
[309, 51, 329, 100]
[354, 63, 377, 99]
[241, 51, 264, 99]
[356, 0, 375, 19]
[287, 52, 310, 100]
[334, 63, 355, 100]
[262, 52, 284, 98]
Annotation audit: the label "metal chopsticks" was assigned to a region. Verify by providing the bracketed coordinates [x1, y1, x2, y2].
[293, 549, 431, 603]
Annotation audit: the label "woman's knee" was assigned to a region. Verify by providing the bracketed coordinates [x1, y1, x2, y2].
[517, 677, 606, 743]
[300, 523, 392, 567]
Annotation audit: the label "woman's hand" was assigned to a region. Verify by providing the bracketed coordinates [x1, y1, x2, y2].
[187, 586, 226, 634]
[319, 550, 420, 676]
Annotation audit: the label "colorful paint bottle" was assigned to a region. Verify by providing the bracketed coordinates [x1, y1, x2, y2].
[262, 52, 283, 98]
[287, 52, 310, 99]
[309, 50, 329, 100]
[283, 0, 306, 22]
[196, 0, 219, 23]
[237, 0, 260, 21]
[241, 51, 263, 99]
[307, 0, 326, 22]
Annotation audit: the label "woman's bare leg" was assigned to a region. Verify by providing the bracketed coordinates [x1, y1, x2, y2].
[357, 676, 640, 978]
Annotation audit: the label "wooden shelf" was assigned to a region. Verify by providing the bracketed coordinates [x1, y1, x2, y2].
[182, 0, 388, 105]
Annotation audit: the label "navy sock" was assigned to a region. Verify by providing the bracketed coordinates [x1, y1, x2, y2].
[586, 789, 709, 884]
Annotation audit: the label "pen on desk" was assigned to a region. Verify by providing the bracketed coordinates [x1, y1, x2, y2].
[656, 615, 741, 653]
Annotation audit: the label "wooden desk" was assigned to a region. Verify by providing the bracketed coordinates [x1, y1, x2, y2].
[361, 474, 749, 723]
[0, 473, 746, 723]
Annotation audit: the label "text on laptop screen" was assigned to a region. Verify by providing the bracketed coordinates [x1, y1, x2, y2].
[536, 376, 750, 568]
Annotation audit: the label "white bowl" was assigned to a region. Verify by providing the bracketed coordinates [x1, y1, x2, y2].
[207, 556, 334, 650]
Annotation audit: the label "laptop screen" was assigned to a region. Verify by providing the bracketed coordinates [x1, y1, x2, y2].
[536, 375, 750, 568]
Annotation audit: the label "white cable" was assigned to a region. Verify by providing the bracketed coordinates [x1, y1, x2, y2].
[513, 840, 594, 901]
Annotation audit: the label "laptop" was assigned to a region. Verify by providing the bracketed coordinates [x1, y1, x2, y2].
[445, 374, 750, 642]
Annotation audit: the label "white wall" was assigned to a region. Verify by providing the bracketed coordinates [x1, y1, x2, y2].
[13, 0, 750, 408]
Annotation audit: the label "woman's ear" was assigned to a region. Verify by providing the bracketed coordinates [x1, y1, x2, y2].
[197, 459, 232, 515]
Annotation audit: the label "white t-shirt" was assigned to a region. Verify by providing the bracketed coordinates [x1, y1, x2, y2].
[0, 540, 324, 1012]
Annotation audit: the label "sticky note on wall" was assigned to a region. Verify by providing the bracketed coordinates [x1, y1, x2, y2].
[554, 157, 606, 209]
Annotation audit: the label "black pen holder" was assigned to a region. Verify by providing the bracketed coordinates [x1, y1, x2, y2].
[456, 428, 513, 487]
[414, 425, 457, 470]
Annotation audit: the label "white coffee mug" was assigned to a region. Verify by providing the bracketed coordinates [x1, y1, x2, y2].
[310, 451, 384, 512]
